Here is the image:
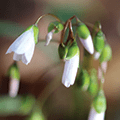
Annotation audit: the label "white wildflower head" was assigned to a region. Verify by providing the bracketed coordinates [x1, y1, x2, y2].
[94, 51, 101, 60]
[62, 53, 79, 88]
[6, 25, 39, 65]
[88, 107, 105, 120]
[79, 35, 94, 54]
[45, 30, 55, 46]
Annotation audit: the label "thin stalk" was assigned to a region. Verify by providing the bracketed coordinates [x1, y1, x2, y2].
[35, 13, 61, 26]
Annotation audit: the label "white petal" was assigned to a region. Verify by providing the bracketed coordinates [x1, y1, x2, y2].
[22, 38, 35, 65]
[45, 30, 54, 46]
[94, 51, 101, 60]
[62, 54, 79, 88]
[88, 107, 105, 120]
[79, 35, 94, 54]
[13, 53, 22, 61]
[9, 78, 20, 98]
[6, 28, 34, 54]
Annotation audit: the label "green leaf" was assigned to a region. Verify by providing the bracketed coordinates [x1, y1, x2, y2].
[0, 20, 24, 38]
[93, 30, 105, 53]
[20, 95, 36, 115]
[77, 23, 90, 39]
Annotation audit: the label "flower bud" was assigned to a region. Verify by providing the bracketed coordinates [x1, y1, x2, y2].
[93, 89, 106, 113]
[93, 30, 105, 53]
[7, 62, 20, 80]
[65, 40, 79, 60]
[88, 69, 98, 97]
[76, 69, 90, 91]
[77, 23, 94, 54]
[77, 23, 90, 39]
[48, 21, 63, 33]
[99, 44, 112, 63]
[45, 30, 54, 46]
[88, 106, 105, 120]
[58, 43, 68, 59]
[7, 62, 20, 97]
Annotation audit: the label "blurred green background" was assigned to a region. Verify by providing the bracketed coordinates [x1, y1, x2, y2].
[0, 0, 120, 120]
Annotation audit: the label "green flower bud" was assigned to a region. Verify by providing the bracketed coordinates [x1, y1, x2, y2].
[7, 62, 20, 80]
[76, 69, 90, 91]
[65, 40, 79, 60]
[93, 30, 105, 53]
[88, 69, 98, 97]
[99, 44, 112, 63]
[77, 23, 90, 39]
[58, 43, 68, 59]
[93, 89, 106, 113]
[48, 21, 64, 33]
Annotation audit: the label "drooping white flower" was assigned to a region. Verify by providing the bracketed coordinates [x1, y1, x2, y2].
[6, 25, 39, 65]
[79, 35, 94, 54]
[9, 78, 20, 97]
[88, 107, 105, 120]
[45, 30, 55, 46]
[62, 53, 79, 88]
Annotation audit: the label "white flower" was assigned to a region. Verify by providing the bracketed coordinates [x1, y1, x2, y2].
[62, 54, 79, 88]
[79, 35, 94, 54]
[9, 78, 20, 97]
[94, 51, 101, 60]
[88, 107, 105, 120]
[45, 30, 55, 46]
[6, 26, 36, 65]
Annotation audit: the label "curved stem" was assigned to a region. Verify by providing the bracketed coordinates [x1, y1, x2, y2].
[35, 13, 61, 25]
[60, 15, 79, 44]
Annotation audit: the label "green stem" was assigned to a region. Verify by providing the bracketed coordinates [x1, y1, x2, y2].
[35, 13, 61, 26]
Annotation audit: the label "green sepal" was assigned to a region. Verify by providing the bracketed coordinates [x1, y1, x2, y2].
[76, 69, 90, 91]
[33, 25, 39, 44]
[93, 89, 106, 113]
[88, 69, 98, 97]
[58, 43, 68, 59]
[7, 62, 20, 80]
[65, 40, 79, 60]
[77, 22, 90, 39]
[99, 44, 112, 63]
[93, 30, 105, 53]
[48, 21, 63, 33]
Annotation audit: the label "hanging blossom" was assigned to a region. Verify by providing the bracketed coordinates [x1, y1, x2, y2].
[45, 29, 55, 46]
[6, 25, 39, 65]
[62, 53, 79, 88]
[79, 35, 94, 54]
[88, 107, 105, 120]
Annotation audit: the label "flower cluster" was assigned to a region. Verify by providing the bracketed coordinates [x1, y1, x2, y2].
[5, 13, 112, 120]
